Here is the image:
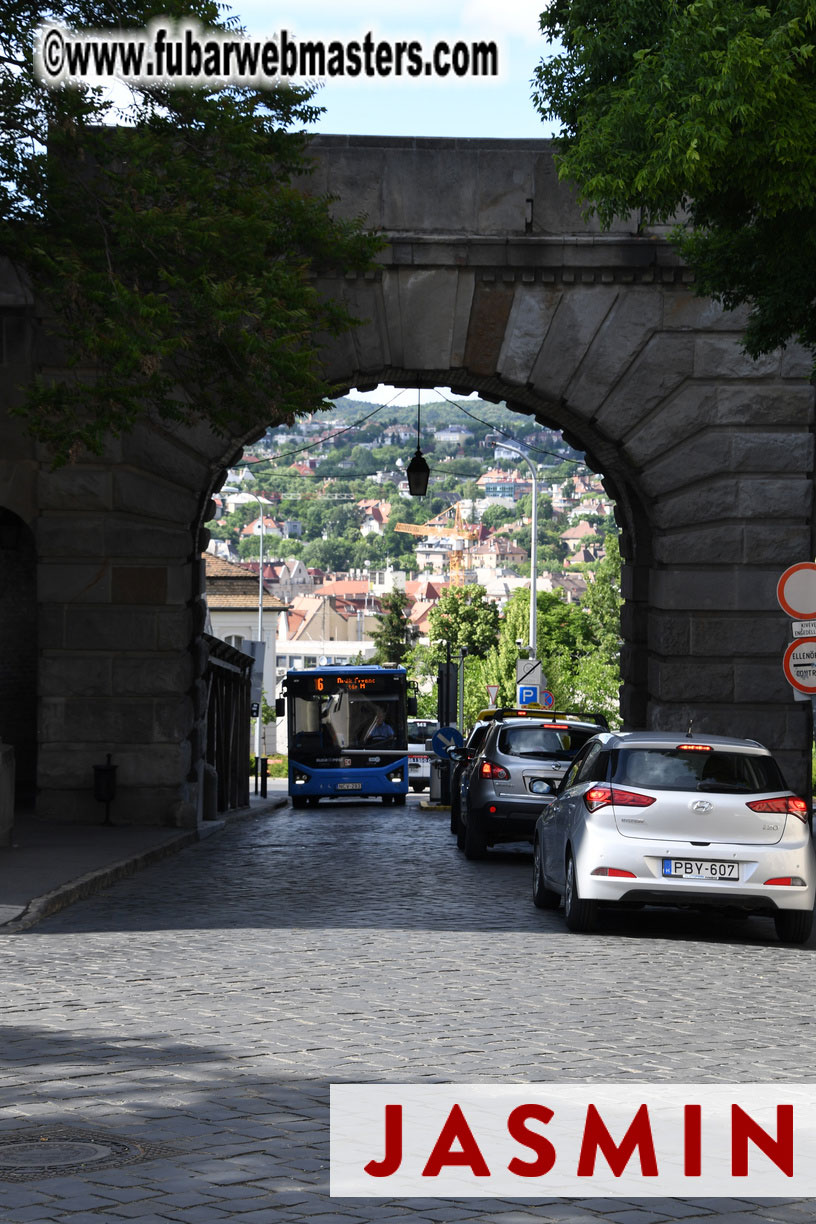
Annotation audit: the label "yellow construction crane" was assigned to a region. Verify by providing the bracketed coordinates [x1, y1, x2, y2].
[395, 503, 479, 586]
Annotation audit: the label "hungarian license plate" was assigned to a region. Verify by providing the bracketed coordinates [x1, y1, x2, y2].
[337, 782, 362, 791]
[662, 859, 739, 880]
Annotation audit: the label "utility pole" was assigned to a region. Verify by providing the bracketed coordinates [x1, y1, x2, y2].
[486, 435, 538, 657]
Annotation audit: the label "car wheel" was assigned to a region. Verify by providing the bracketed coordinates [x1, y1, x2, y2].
[463, 806, 487, 860]
[291, 795, 307, 809]
[532, 840, 560, 910]
[450, 785, 460, 833]
[564, 853, 597, 932]
[411, 784, 424, 793]
[774, 909, 813, 944]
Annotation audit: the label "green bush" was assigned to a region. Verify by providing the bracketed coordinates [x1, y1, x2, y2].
[249, 755, 288, 777]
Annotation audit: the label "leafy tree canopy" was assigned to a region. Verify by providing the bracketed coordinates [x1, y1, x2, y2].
[533, 0, 816, 362]
[407, 586, 500, 725]
[370, 589, 418, 665]
[3, 1, 378, 463]
[426, 586, 501, 660]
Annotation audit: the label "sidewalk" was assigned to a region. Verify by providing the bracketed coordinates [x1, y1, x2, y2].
[0, 786, 288, 931]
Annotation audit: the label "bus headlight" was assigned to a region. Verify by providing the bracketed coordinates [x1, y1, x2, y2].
[387, 767, 404, 784]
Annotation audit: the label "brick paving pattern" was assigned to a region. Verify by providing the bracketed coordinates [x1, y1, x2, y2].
[0, 799, 814, 1222]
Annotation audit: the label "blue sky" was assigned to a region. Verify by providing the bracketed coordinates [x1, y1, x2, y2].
[233, 1, 556, 140]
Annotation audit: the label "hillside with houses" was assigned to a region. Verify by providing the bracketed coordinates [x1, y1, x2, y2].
[203, 395, 618, 746]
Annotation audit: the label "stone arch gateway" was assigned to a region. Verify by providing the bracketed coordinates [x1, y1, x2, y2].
[0, 136, 813, 825]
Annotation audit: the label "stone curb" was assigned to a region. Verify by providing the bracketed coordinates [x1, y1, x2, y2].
[2, 795, 288, 933]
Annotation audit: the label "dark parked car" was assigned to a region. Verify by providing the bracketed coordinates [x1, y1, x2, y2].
[447, 711, 498, 833]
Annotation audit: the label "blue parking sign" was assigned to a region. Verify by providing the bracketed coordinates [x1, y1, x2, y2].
[517, 684, 539, 706]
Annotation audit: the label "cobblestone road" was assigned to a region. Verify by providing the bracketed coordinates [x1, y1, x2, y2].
[1, 797, 816, 1223]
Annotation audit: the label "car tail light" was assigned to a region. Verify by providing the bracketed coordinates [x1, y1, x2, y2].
[747, 796, 810, 823]
[764, 877, 807, 887]
[480, 760, 510, 781]
[584, 786, 656, 812]
[591, 867, 637, 878]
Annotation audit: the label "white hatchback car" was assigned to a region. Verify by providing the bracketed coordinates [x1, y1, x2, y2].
[533, 731, 815, 943]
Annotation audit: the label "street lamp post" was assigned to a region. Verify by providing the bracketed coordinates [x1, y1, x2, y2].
[222, 484, 265, 763]
[458, 646, 469, 736]
[487, 437, 538, 657]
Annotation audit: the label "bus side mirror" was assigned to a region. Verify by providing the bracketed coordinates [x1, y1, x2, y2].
[407, 695, 418, 716]
[275, 697, 285, 718]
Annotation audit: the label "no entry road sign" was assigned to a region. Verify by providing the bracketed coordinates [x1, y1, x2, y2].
[777, 563, 816, 620]
[783, 637, 816, 694]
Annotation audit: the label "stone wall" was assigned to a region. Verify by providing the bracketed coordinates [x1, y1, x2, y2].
[0, 510, 37, 805]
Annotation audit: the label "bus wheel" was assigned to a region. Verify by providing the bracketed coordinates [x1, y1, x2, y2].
[291, 795, 307, 809]
[382, 795, 393, 805]
[393, 794, 406, 806]
[307, 796, 319, 808]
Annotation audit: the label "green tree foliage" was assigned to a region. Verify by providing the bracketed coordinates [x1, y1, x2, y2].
[370, 590, 418, 665]
[2, 0, 378, 463]
[533, 0, 816, 362]
[490, 536, 622, 724]
[548, 537, 623, 722]
[493, 587, 591, 706]
[427, 586, 501, 658]
[407, 586, 501, 724]
[479, 503, 518, 531]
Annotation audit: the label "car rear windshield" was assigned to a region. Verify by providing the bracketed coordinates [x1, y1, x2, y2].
[499, 725, 596, 760]
[407, 721, 438, 745]
[610, 748, 786, 794]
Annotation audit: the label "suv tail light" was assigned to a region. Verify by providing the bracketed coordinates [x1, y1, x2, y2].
[584, 786, 656, 812]
[747, 796, 809, 823]
[480, 760, 510, 781]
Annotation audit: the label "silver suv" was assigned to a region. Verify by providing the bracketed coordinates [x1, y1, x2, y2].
[454, 711, 608, 859]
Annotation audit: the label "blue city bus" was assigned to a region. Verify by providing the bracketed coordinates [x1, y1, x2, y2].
[283, 664, 416, 807]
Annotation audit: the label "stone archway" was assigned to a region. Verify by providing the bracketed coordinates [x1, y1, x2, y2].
[3, 137, 813, 825]
[295, 136, 815, 795]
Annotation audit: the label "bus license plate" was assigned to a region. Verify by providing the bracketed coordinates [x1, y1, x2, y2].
[662, 859, 739, 880]
[337, 782, 362, 790]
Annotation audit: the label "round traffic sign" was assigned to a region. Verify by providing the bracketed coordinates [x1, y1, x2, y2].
[777, 563, 816, 619]
[541, 690, 554, 708]
[782, 636, 816, 693]
[432, 726, 464, 756]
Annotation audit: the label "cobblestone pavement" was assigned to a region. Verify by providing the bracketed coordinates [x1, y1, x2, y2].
[1, 798, 815, 1223]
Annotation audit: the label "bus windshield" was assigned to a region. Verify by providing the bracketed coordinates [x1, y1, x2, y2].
[288, 669, 408, 753]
